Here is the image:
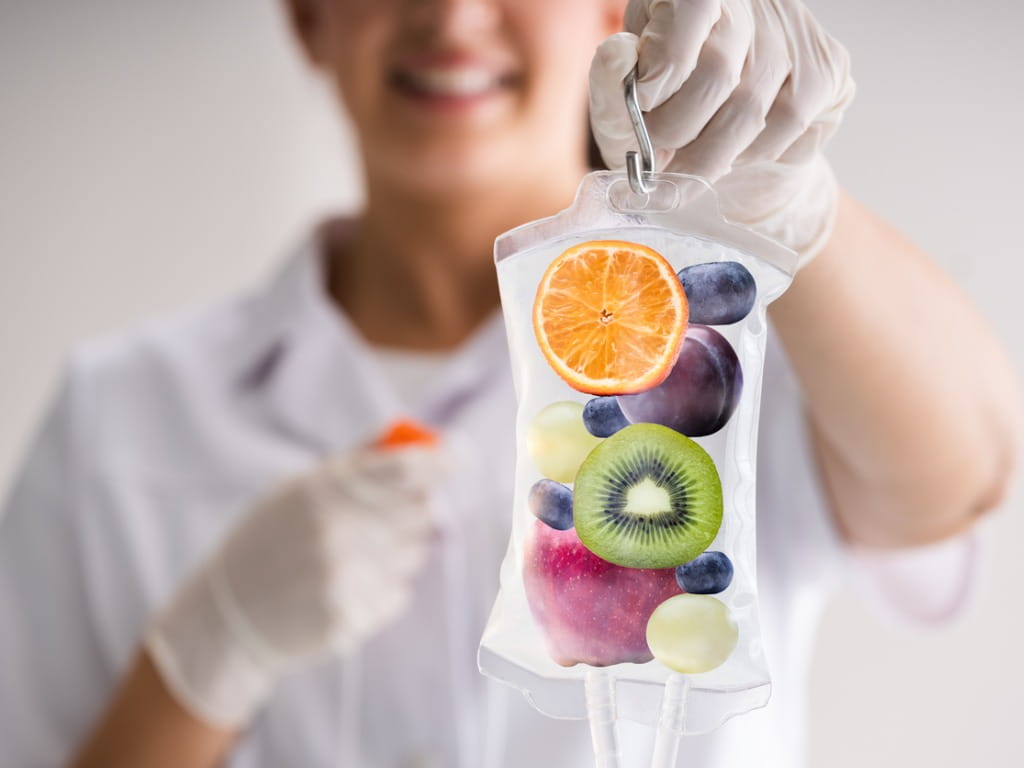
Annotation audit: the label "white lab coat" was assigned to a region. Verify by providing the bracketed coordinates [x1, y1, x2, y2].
[0, 231, 976, 767]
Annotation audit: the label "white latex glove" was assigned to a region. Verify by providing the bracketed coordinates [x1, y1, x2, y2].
[146, 446, 440, 727]
[590, 0, 855, 265]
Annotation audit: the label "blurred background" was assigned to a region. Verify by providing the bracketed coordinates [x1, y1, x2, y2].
[1, 0, 1021, 765]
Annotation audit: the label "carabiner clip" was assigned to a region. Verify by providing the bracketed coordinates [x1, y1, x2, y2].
[624, 66, 655, 196]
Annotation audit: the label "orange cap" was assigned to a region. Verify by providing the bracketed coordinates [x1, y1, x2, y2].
[374, 419, 438, 449]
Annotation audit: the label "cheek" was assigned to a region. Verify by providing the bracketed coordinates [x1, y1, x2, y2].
[524, 1, 617, 78]
[321, 4, 395, 116]
[524, 0, 620, 49]
[513, 1, 618, 111]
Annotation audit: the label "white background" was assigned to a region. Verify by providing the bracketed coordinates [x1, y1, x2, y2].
[1, 1, 1021, 765]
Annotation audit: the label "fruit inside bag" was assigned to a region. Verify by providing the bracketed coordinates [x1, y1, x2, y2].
[478, 169, 797, 763]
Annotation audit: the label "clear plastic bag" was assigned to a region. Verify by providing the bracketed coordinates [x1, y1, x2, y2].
[478, 169, 797, 756]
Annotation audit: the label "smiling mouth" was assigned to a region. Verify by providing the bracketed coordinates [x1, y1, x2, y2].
[391, 66, 520, 101]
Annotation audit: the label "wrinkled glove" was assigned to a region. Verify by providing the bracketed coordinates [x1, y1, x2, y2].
[590, 0, 855, 266]
[147, 446, 441, 727]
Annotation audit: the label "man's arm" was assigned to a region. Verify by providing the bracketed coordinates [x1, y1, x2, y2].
[770, 189, 1020, 548]
[70, 651, 235, 768]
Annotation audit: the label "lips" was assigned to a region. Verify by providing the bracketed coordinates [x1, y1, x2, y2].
[393, 67, 505, 98]
[390, 52, 520, 104]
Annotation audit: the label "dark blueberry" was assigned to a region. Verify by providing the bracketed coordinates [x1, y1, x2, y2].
[528, 479, 574, 530]
[582, 397, 631, 438]
[677, 261, 756, 325]
[675, 551, 734, 594]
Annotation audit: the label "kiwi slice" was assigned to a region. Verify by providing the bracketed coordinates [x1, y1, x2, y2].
[574, 423, 723, 569]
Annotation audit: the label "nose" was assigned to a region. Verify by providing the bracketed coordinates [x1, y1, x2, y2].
[404, 0, 501, 38]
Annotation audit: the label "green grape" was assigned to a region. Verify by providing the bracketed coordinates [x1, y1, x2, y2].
[646, 594, 738, 674]
[527, 401, 602, 483]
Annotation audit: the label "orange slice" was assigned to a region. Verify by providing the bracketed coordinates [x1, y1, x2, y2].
[532, 240, 688, 395]
[374, 419, 438, 449]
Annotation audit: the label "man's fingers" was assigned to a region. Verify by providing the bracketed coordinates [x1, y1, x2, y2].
[665, 29, 789, 180]
[738, 11, 854, 164]
[644, 2, 753, 159]
[628, 0, 723, 111]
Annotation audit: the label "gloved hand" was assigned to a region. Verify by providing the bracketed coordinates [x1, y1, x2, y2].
[590, 0, 855, 266]
[146, 445, 441, 727]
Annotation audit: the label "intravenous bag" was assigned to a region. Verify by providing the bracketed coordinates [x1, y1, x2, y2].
[478, 170, 797, 751]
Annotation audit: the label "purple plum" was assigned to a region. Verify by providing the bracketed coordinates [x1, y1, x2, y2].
[617, 325, 742, 437]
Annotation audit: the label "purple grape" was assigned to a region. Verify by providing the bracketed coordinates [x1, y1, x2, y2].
[583, 397, 631, 438]
[677, 262, 756, 325]
[528, 479, 574, 530]
[617, 325, 742, 437]
[675, 551, 733, 594]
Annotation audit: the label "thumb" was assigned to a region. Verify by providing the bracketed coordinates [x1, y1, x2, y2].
[589, 32, 640, 171]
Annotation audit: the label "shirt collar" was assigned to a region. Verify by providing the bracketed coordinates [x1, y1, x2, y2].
[239, 227, 510, 455]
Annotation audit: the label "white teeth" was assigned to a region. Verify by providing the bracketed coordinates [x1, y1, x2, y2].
[404, 68, 499, 97]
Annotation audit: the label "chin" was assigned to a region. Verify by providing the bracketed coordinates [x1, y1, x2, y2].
[371, 137, 534, 199]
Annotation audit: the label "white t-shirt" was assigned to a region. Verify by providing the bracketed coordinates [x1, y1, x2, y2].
[0, 234, 975, 767]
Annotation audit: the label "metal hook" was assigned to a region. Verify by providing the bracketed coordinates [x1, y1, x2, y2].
[624, 65, 655, 195]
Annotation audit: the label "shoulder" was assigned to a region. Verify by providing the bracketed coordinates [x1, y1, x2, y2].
[56, 284, 278, 474]
[69, 292, 254, 406]
[63, 230, 323, 417]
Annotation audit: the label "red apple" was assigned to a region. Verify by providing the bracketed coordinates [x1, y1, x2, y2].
[523, 519, 682, 667]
